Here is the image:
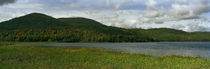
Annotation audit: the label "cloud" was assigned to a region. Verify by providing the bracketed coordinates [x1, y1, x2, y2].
[0, 0, 16, 6]
[105, 0, 136, 10]
[5, 3, 42, 9]
[0, 13, 13, 21]
[60, 0, 79, 8]
[142, 0, 210, 24]
[186, 23, 210, 32]
[170, 0, 209, 19]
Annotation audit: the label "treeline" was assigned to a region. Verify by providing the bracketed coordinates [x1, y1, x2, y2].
[1, 28, 210, 42]
[0, 29, 154, 42]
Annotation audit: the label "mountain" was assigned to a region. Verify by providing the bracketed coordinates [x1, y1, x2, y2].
[0, 13, 69, 31]
[0, 13, 210, 42]
[59, 17, 106, 27]
[0, 13, 109, 31]
[59, 17, 133, 35]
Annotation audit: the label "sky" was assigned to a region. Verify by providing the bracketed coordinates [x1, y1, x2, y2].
[0, 0, 210, 32]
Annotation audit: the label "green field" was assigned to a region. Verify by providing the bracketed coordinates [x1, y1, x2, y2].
[0, 46, 209, 69]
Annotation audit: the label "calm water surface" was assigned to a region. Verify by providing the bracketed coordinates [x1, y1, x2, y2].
[14, 42, 210, 58]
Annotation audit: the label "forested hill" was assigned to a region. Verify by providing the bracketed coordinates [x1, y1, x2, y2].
[0, 13, 68, 31]
[0, 13, 210, 42]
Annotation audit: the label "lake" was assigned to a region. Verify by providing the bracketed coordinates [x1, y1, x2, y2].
[13, 42, 210, 58]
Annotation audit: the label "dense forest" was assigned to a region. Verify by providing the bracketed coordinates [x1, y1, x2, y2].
[0, 13, 210, 42]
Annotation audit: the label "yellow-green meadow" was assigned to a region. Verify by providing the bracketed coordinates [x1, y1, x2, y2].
[0, 46, 209, 69]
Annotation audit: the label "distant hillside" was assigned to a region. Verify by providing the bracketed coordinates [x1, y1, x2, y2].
[0, 13, 210, 42]
[0, 13, 68, 31]
[59, 17, 106, 27]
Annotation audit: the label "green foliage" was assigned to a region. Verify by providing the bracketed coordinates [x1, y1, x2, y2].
[0, 13, 210, 42]
[0, 46, 209, 69]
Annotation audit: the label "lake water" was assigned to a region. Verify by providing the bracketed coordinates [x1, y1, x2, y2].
[13, 42, 210, 58]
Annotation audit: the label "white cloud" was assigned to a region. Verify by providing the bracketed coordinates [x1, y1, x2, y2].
[142, 0, 210, 24]
[4, 3, 42, 9]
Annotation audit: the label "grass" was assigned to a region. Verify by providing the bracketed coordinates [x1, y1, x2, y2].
[0, 46, 209, 69]
[0, 42, 17, 46]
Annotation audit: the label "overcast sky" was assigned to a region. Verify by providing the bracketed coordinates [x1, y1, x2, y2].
[0, 0, 210, 32]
